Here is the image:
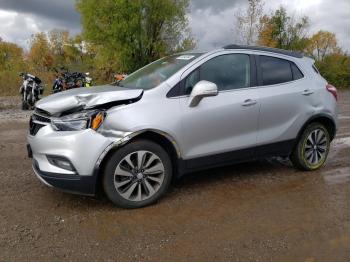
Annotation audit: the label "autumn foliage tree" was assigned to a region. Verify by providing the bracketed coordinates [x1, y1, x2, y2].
[76, 0, 195, 78]
[316, 53, 350, 88]
[0, 38, 25, 95]
[257, 6, 309, 51]
[306, 30, 340, 61]
[235, 0, 264, 45]
[27, 32, 54, 72]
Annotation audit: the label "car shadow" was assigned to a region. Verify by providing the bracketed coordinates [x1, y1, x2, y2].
[48, 157, 294, 210]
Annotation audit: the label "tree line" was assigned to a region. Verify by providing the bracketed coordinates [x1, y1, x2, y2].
[0, 0, 349, 96]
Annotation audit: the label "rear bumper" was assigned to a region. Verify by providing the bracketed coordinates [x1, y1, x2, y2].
[32, 160, 98, 196]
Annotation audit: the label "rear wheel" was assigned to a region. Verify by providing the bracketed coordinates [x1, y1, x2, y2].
[102, 140, 172, 208]
[290, 123, 330, 171]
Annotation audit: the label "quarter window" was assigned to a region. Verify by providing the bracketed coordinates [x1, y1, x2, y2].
[291, 63, 304, 80]
[184, 69, 200, 95]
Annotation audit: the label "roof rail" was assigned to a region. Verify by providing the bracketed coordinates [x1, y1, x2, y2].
[223, 44, 303, 58]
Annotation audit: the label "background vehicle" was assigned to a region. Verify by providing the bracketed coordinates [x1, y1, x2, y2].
[52, 67, 93, 93]
[19, 72, 44, 110]
[28, 45, 337, 208]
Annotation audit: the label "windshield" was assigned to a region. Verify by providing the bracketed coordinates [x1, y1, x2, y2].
[119, 53, 202, 90]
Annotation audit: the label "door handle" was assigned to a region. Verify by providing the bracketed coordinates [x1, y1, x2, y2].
[242, 99, 257, 106]
[302, 89, 314, 96]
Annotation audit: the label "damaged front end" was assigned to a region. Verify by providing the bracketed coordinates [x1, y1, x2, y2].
[27, 85, 145, 195]
[31, 84, 143, 135]
[35, 85, 143, 117]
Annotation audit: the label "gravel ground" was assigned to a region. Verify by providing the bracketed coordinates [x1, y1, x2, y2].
[0, 97, 32, 123]
[0, 91, 350, 261]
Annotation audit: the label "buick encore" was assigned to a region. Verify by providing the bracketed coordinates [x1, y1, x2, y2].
[27, 45, 338, 208]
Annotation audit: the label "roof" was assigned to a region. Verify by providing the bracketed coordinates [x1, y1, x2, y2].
[222, 44, 303, 58]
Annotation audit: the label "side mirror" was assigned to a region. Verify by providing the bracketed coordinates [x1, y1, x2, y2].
[188, 80, 218, 107]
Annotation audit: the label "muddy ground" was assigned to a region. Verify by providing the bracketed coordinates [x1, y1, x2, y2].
[0, 92, 349, 261]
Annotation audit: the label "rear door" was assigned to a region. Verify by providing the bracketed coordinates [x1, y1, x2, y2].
[255, 54, 308, 156]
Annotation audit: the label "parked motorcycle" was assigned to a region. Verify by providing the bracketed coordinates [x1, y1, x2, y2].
[52, 72, 64, 93]
[52, 67, 93, 93]
[84, 72, 93, 87]
[19, 73, 44, 110]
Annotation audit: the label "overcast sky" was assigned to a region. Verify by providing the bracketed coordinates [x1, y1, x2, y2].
[0, 0, 349, 52]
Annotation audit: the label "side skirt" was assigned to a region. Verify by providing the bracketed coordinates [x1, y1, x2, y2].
[177, 139, 296, 176]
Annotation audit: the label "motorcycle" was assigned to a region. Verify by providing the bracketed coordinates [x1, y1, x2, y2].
[52, 73, 64, 93]
[84, 72, 93, 87]
[52, 68, 93, 93]
[19, 73, 44, 110]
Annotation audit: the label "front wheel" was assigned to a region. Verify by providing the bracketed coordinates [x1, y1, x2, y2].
[102, 140, 172, 208]
[21, 100, 28, 110]
[290, 123, 331, 171]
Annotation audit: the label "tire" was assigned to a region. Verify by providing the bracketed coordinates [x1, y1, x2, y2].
[28, 94, 34, 109]
[102, 140, 173, 208]
[290, 123, 330, 171]
[21, 100, 28, 110]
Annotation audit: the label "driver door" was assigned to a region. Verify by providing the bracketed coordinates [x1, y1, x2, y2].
[178, 53, 260, 169]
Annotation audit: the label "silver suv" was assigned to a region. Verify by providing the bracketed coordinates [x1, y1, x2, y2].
[27, 45, 338, 208]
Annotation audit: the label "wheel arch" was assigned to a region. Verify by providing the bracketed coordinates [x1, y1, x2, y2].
[296, 114, 337, 143]
[128, 130, 181, 169]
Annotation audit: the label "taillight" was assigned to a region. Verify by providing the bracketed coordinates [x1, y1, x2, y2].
[326, 84, 338, 101]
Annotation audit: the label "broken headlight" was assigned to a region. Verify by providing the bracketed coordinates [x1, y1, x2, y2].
[51, 110, 105, 131]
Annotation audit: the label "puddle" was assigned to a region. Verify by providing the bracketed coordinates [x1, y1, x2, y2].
[266, 156, 292, 167]
[323, 167, 350, 185]
[331, 137, 350, 156]
[338, 114, 350, 120]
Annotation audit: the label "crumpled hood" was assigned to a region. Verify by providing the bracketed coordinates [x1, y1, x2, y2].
[35, 85, 143, 115]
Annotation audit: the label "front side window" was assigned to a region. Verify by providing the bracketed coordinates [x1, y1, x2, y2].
[184, 54, 251, 95]
[201, 54, 251, 91]
[184, 69, 200, 95]
[260, 56, 293, 85]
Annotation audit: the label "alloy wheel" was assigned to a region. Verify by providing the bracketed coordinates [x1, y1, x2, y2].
[113, 150, 165, 202]
[304, 128, 328, 166]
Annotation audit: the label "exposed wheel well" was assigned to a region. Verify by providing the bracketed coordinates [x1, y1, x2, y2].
[95, 131, 180, 196]
[131, 131, 180, 174]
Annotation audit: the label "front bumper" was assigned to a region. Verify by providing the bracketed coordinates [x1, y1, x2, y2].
[32, 159, 98, 196]
[27, 123, 120, 196]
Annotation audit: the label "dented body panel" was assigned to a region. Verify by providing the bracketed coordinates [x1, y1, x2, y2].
[35, 85, 143, 116]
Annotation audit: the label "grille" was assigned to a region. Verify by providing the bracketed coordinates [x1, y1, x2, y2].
[29, 117, 46, 136]
[34, 108, 51, 118]
[32, 113, 51, 123]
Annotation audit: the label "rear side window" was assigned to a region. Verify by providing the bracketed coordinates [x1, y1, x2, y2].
[260, 56, 293, 85]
